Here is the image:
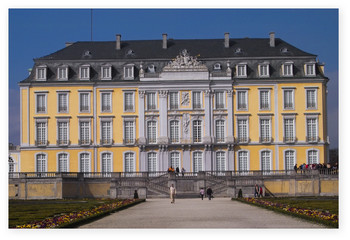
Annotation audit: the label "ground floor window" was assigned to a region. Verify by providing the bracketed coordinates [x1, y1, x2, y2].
[216, 151, 226, 171]
[261, 150, 271, 173]
[193, 152, 203, 172]
[147, 152, 157, 172]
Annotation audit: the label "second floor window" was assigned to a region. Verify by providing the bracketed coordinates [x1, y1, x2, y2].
[124, 65, 134, 80]
[215, 120, 225, 143]
[169, 120, 180, 143]
[80, 93, 90, 112]
[215, 91, 225, 109]
[58, 93, 68, 113]
[101, 66, 112, 80]
[101, 93, 112, 112]
[260, 119, 271, 143]
[57, 121, 69, 145]
[193, 120, 202, 143]
[237, 91, 248, 110]
[169, 92, 179, 110]
[36, 122, 47, 146]
[147, 121, 157, 144]
[124, 92, 134, 112]
[36, 66, 47, 80]
[237, 119, 248, 143]
[306, 89, 317, 109]
[36, 94, 46, 113]
[259, 64, 269, 77]
[283, 89, 294, 110]
[236, 64, 247, 77]
[79, 121, 90, 145]
[101, 121, 112, 144]
[305, 63, 315, 76]
[124, 121, 134, 144]
[192, 92, 202, 109]
[259, 90, 270, 110]
[147, 92, 157, 110]
[284, 118, 295, 142]
[306, 118, 318, 142]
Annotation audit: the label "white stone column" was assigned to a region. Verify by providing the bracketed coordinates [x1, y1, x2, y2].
[158, 90, 169, 144]
[226, 90, 234, 143]
[138, 91, 146, 145]
[204, 90, 212, 144]
[183, 148, 191, 172]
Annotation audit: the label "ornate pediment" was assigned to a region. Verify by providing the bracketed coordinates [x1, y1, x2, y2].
[163, 49, 208, 72]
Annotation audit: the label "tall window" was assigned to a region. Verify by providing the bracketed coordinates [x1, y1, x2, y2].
[101, 153, 112, 173]
[57, 66, 68, 80]
[58, 93, 68, 113]
[36, 94, 46, 113]
[169, 120, 180, 143]
[79, 93, 90, 112]
[36, 154, 47, 172]
[306, 118, 318, 142]
[259, 90, 270, 110]
[259, 64, 269, 77]
[192, 92, 202, 109]
[261, 151, 271, 172]
[36, 122, 47, 146]
[215, 120, 225, 143]
[193, 120, 202, 143]
[193, 152, 203, 173]
[101, 92, 112, 112]
[284, 118, 295, 142]
[101, 121, 112, 144]
[170, 152, 180, 169]
[237, 119, 248, 143]
[306, 89, 317, 109]
[124, 152, 135, 172]
[238, 151, 248, 172]
[169, 92, 179, 110]
[237, 91, 248, 110]
[79, 153, 90, 172]
[307, 150, 318, 164]
[147, 121, 157, 144]
[79, 121, 90, 145]
[58, 153, 68, 172]
[285, 150, 295, 170]
[215, 91, 225, 109]
[260, 119, 271, 143]
[216, 151, 226, 171]
[282, 63, 293, 76]
[147, 92, 157, 110]
[148, 152, 157, 172]
[57, 121, 69, 145]
[124, 121, 134, 144]
[283, 89, 294, 109]
[124, 92, 134, 111]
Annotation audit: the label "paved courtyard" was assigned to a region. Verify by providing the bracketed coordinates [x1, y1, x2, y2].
[79, 198, 324, 228]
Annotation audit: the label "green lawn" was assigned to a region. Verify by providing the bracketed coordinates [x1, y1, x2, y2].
[265, 196, 338, 215]
[9, 199, 121, 228]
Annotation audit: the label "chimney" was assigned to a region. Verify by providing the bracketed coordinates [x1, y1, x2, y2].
[224, 32, 230, 48]
[65, 42, 73, 47]
[162, 33, 167, 49]
[116, 34, 121, 50]
[269, 32, 275, 47]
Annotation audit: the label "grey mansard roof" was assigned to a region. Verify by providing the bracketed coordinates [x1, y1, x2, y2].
[37, 38, 316, 61]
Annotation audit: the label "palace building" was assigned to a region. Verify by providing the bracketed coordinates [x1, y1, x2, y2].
[18, 32, 329, 174]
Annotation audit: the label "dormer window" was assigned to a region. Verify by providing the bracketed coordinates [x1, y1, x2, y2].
[214, 63, 221, 70]
[57, 65, 68, 80]
[124, 64, 134, 80]
[148, 64, 156, 73]
[101, 65, 112, 80]
[305, 63, 316, 76]
[36, 65, 47, 81]
[236, 63, 247, 78]
[259, 63, 270, 77]
[282, 62, 293, 77]
[79, 65, 90, 80]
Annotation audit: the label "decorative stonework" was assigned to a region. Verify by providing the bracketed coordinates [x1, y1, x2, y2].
[138, 90, 145, 98]
[183, 113, 190, 134]
[181, 92, 190, 106]
[227, 90, 233, 97]
[163, 49, 208, 71]
[158, 90, 168, 98]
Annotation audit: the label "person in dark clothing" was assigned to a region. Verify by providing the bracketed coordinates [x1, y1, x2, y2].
[206, 187, 213, 200]
[176, 167, 180, 176]
[134, 190, 139, 199]
[294, 164, 298, 173]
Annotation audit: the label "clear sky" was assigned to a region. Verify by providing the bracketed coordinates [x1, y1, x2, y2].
[8, 8, 339, 148]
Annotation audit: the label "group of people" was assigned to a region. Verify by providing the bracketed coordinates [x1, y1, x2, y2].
[254, 184, 263, 198]
[167, 166, 186, 176]
[294, 162, 338, 173]
[169, 185, 214, 204]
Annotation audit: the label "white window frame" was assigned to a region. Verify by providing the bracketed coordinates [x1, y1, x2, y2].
[35, 152, 48, 173]
[282, 62, 294, 77]
[36, 65, 47, 81]
[79, 91, 91, 113]
[100, 119, 113, 145]
[283, 116, 296, 143]
[215, 151, 226, 172]
[57, 152, 70, 172]
[305, 88, 318, 110]
[236, 63, 247, 78]
[124, 151, 136, 172]
[237, 150, 250, 172]
[57, 66, 68, 81]
[57, 119, 70, 146]
[259, 63, 270, 78]
[79, 152, 91, 173]
[284, 149, 296, 171]
[260, 149, 272, 172]
[79, 118, 91, 145]
[123, 91, 135, 112]
[192, 91, 202, 109]
[35, 118, 48, 146]
[146, 120, 157, 144]
[215, 119, 226, 143]
[236, 116, 249, 143]
[79, 65, 90, 80]
[147, 152, 158, 172]
[146, 92, 157, 111]
[35, 92, 48, 114]
[169, 120, 180, 143]
[215, 91, 226, 109]
[100, 151, 113, 174]
[124, 64, 134, 80]
[101, 65, 112, 80]
[170, 151, 181, 169]
[100, 92, 112, 113]
[192, 151, 203, 173]
[259, 89, 271, 110]
[236, 90, 248, 111]
[283, 88, 295, 110]
[57, 91, 69, 113]
[259, 117, 271, 143]
[123, 119, 136, 145]
[169, 92, 179, 110]
[307, 149, 319, 164]
[304, 63, 316, 77]
[306, 115, 319, 143]
[192, 120, 203, 143]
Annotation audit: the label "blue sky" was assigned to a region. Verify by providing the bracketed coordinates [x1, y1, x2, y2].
[8, 8, 339, 148]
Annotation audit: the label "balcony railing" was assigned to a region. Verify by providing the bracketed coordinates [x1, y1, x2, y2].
[283, 136, 296, 143]
[35, 140, 48, 146]
[79, 139, 92, 146]
[259, 137, 272, 144]
[36, 107, 46, 113]
[100, 139, 113, 146]
[236, 137, 249, 144]
[306, 136, 319, 143]
[123, 138, 135, 145]
[56, 139, 69, 146]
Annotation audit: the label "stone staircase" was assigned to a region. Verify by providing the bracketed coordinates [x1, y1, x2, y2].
[146, 173, 169, 198]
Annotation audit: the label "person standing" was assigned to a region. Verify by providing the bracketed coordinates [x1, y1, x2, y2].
[176, 167, 180, 176]
[181, 167, 185, 177]
[206, 187, 213, 200]
[199, 188, 205, 200]
[170, 184, 176, 204]
[254, 184, 259, 197]
[294, 164, 298, 173]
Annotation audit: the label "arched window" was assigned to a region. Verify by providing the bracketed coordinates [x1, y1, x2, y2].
[147, 121, 157, 144]
[36, 153, 47, 173]
[79, 153, 90, 173]
[169, 120, 180, 143]
[215, 120, 225, 143]
[58, 153, 68, 172]
[147, 152, 157, 172]
[238, 151, 249, 172]
[170, 152, 180, 169]
[124, 152, 135, 172]
[285, 150, 295, 170]
[307, 150, 319, 164]
[101, 152, 112, 173]
[216, 151, 226, 172]
[193, 120, 202, 143]
[193, 152, 203, 172]
[261, 150, 271, 173]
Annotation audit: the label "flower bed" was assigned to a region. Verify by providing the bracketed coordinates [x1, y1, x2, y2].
[15, 199, 143, 228]
[234, 197, 338, 228]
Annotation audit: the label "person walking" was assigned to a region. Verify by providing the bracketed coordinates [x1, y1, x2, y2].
[254, 184, 259, 197]
[199, 188, 205, 200]
[206, 187, 213, 200]
[258, 186, 263, 198]
[170, 184, 176, 204]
